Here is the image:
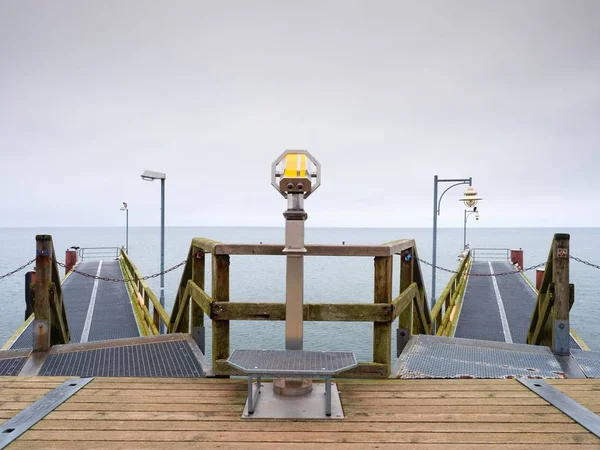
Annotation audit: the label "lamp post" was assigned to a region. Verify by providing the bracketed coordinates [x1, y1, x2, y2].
[463, 207, 479, 250]
[120, 202, 129, 254]
[432, 176, 482, 307]
[141, 170, 166, 334]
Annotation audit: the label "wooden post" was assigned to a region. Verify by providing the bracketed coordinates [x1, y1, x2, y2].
[398, 250, 413, 350]
[373, 256, 392, 377]
[552, 234, 570, 355]
[191, 247, 205, 329]
[398, 252, 413, 355]
[212, 254, 230, 373]
[33, 235, 52, 352]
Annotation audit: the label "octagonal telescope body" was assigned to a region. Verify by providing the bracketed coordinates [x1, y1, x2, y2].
[271, 150, 321, 198]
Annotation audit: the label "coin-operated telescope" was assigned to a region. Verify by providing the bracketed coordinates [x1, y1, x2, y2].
[271, 150, 321, 351]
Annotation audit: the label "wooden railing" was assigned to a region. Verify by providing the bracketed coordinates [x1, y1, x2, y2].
[169, 237, 433, 378]
[527, 234, 573, 354]
[120, 249, 170, 336]
[32, 235, 70, 349]
[430, 251, 472, 336]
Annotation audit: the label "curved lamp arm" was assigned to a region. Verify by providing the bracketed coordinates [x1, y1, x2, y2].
[437, 181, 470, 215]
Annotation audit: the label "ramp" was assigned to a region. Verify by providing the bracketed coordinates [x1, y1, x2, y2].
[9, 260, 140, 350]
[454, 260, 580, 349]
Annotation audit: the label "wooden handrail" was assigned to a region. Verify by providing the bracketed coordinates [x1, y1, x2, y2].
[120, 249, 170, 335]
[437, 255, 472, 337]
[431, 252, 471, 334]
[168, 237, 433, 378]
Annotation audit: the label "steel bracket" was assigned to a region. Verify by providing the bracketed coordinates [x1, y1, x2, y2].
[553, 319, 570, 355]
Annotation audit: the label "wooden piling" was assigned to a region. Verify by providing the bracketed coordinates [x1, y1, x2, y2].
[373, 256, 392, 377]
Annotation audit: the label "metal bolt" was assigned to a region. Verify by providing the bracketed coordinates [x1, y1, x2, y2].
[559, 323, 565, 329]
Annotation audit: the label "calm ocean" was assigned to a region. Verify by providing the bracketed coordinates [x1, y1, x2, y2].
[1, 227, 599, 361]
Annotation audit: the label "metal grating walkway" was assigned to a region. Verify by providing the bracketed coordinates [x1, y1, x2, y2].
[393, 335, 566, 379]
[571, 349, 600, 378]
[454, 260, 580, 348]
[39, 335, 205, 378]
[0, 350, 30, 376]
[10, 260, 140, 349]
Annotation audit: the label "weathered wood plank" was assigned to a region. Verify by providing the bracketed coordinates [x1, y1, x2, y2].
[392, 283, 417, 322]
[211, 254, 230, 372]
[8, 442, 591, 450]
[188, 280, 213, 316]
[210, 302, 392, 322]
[191, 246, 205, 328]
[43, 410, 573, 423]
[398, 252, 414, 337]
[54, 403, 242, 412]
[191, 237, 223, 253]
[31, 420, 587, 434]
[211, 244, 399, 257]
[16, 430, 597, 444]
[373, 256, 392, 376]
[383, 239, 416, 255]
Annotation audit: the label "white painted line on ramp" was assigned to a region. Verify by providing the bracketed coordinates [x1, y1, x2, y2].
[489, 261, 512, 343]
[80, 261, 103, 343]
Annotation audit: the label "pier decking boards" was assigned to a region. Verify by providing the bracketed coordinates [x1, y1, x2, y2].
[9, 260, 140, 350]
[0, 377, 599, 448]
[455, 260, 580, 348]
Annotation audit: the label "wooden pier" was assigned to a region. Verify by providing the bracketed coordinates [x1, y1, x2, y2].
[1, 377, 599, 448]
[1, 233, 600, 448]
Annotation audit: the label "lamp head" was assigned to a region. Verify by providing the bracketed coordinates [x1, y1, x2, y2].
[271, 150, 321, 198]
[459, 187, 482, 207]
[120, 202, 128, 211]
[141, 170, 166, 181]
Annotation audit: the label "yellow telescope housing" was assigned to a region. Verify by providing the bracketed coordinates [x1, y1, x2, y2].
[271, 150, 321, 198]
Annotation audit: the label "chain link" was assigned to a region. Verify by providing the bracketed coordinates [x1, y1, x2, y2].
[53, 258, 187, 282]
[417, 258, 546, 277]
[0, 258, 36, 280]
[570, 255, 600, 270]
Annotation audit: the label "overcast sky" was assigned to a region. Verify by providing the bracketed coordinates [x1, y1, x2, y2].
[1, 1, 598, 228]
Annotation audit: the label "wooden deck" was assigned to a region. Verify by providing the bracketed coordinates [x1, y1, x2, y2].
[0, 377, 599, 448]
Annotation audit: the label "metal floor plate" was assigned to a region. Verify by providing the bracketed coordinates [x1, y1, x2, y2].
[228, 349, 357, 375]
[39, 339, 204, 377]
[393, 335, 566, 379]
[0, 354, 29, 376]
[571, 349, 600, 378]
[0, 377, 93, 447]
[241, 382, 345, 419]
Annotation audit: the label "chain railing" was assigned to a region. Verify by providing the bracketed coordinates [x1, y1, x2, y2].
[570, 255, 600, 271]
[0, 258, 36, 280]
[52, 258, 187, 282]
[418, 258, 546, 277]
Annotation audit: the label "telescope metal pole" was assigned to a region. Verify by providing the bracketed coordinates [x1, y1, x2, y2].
[283, 193, 307, 350]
